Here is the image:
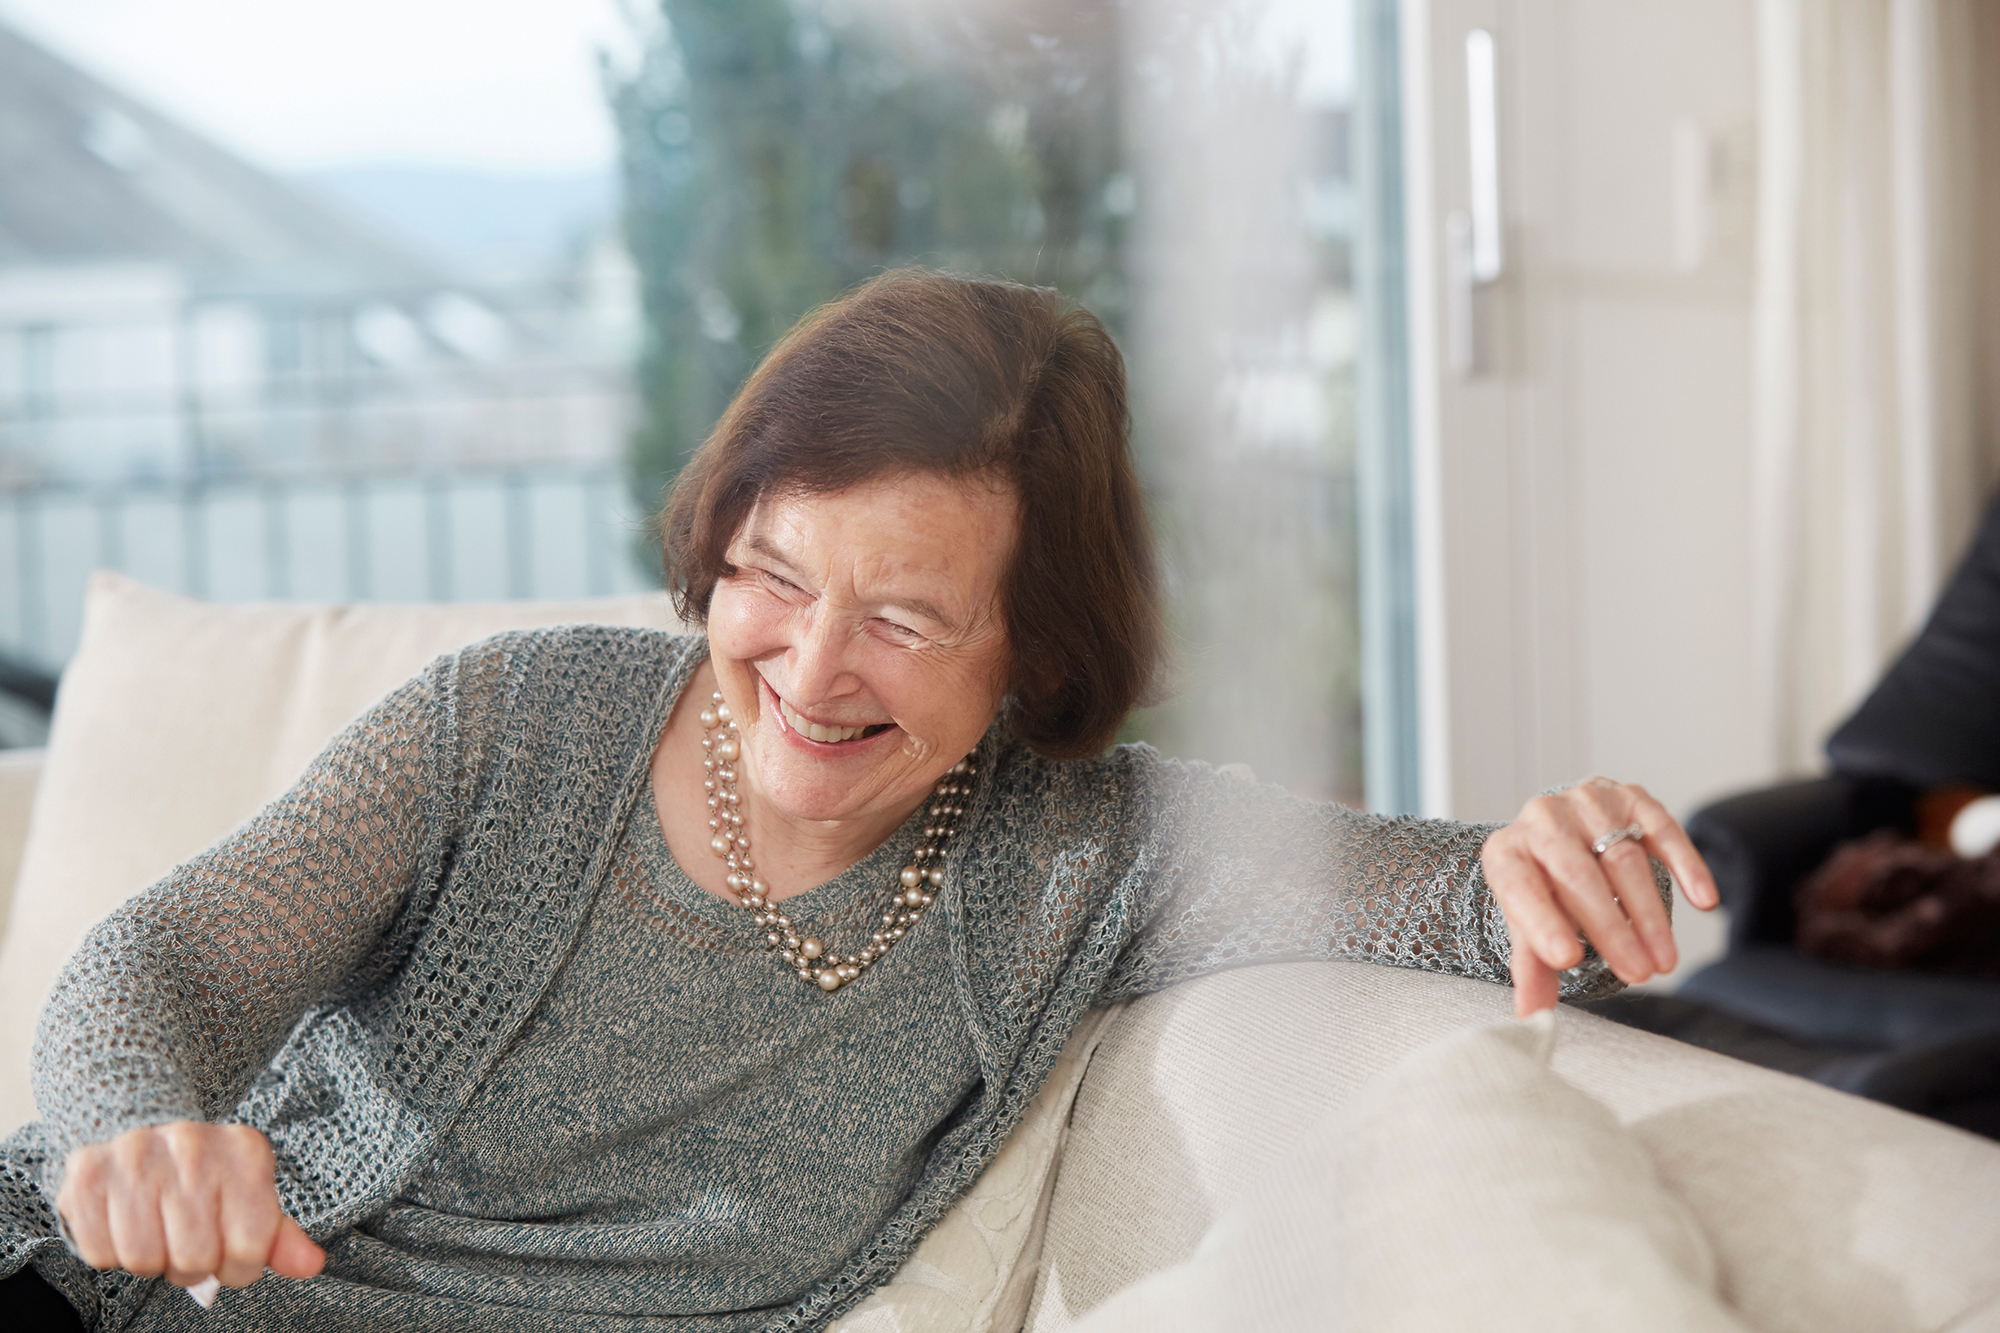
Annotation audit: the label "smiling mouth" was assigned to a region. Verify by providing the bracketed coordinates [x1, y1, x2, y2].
[774, 693, 895, 745]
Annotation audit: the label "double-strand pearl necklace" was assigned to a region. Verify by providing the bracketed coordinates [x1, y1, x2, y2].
[698, 690, 977, 992]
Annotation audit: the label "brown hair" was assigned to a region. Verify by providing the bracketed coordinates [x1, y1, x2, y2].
[660, 268, 1160, 759]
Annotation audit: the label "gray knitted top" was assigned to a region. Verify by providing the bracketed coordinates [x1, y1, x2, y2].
[0, 628, 1620, 1331]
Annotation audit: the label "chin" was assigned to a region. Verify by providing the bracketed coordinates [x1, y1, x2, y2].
[753, 751, 903, 823]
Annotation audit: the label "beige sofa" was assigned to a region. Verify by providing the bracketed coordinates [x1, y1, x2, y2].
[4, 573, 2000, 1332]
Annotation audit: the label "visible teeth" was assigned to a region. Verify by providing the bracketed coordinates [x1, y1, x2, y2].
[778, 697, 872, 744]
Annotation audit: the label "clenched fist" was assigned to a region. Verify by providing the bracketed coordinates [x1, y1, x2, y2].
[57, 1122, 324, 1291]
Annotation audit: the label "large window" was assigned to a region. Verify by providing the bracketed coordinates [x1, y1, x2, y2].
[0, 0, 1416, 806]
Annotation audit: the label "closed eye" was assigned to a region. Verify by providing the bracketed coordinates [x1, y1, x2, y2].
[875, 617, 927, 644]
[759, 569, 810, 599]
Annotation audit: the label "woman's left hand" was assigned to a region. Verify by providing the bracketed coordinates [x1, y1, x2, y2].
[1480, 777, 1720, 1017]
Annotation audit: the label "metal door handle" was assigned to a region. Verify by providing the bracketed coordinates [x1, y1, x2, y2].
[1465, 28, 1502, 283]
[1450, 29, 1502, 378]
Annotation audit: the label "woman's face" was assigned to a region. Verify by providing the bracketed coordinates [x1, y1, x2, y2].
[705, 471, 1018, 828]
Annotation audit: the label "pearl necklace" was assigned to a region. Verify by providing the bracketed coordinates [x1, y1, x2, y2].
[698, 690, 977, 992]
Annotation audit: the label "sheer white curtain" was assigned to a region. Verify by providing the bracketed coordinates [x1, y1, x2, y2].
[1751, 0, 1997, 775]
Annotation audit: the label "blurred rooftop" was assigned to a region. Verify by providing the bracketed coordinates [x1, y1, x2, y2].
[0, 19, 439, 297]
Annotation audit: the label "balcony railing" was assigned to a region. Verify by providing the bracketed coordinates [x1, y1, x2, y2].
[0, 465, 660, 670]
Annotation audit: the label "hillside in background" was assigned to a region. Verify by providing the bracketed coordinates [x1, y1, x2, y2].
[299, 164, 619, 279]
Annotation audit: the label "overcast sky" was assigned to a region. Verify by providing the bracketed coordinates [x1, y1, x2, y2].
[0, 0, 642, 173]
[0, 0, 1348, 177]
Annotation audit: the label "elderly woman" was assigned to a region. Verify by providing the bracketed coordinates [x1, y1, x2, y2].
[0, 270, 1714, 1331]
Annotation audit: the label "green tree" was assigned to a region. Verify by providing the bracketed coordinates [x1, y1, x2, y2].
[612, 0, 1130, 517]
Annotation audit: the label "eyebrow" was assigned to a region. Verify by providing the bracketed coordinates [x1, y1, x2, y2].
[742, 534, 958, 630]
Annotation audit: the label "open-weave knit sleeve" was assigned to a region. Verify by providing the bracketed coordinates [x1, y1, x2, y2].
[28, 645, 495, 1155]
[1094, 752, 1634, 1003]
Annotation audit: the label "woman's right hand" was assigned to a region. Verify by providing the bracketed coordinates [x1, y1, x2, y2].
[57, 1122, 326, 1291]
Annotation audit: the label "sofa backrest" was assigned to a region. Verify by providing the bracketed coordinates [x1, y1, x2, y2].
[0, 747, 43, 951]
[0, 572, 684, 1134]
[1828, 486, 2000, 788]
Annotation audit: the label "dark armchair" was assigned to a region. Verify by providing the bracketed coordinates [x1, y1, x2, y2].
[1588, 491, 2000, 1139]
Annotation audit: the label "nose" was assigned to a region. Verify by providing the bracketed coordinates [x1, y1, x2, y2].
[785, 602, 859, 705]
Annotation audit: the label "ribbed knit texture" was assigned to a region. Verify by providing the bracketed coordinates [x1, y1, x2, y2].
[0, 628, 1622, 1331]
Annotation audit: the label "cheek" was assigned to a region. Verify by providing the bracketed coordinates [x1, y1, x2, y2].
[708, 583, 783, 655]
[884, 650, 1009, 743]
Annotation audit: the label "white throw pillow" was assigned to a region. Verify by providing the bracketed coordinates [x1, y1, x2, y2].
[0, 573, 683, 1133]
[1067, 1013, 1748, 1333]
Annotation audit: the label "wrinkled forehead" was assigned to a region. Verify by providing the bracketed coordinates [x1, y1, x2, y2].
[728, 471, 1021, 607]
[729, 468, 1019, 550]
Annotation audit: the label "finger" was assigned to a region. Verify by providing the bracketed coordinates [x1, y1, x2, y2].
[1568, 780, 1680, 964]
[1485, 838, 1585, 971]
[1579, 779, 1717, 914]
[159, 1178, 221, 1289]
[56, 1148, 117, 1270]
[1531, 825, 1656, 983]
[104, 1143, 167, 1278]
[159, 1125, 222, 1288]
[1627, 791, 1720, 910]
[215, 1128, 281, 1289]
[1510, 936, 1560, 1017]
[267, 1216, 326, 1280]
[1534, 791, 1658, 980]
[1486, 835, 1581, 1016]
[1598, 840, 1677, 973]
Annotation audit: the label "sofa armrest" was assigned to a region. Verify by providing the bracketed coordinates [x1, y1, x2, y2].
[1685, 773, 1916, 952]
[0, 746, 44, 948]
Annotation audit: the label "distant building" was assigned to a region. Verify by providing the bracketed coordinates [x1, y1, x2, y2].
[0, 20, 638, 486]
[0, 20, 652, 669]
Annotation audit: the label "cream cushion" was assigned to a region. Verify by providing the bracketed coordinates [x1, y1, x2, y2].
[1068, 1012, 1746, 1332]
[0, 572, 684, 1133]
[831, 1006, 1123, 1333]
[1028, 962, 2000, 1333]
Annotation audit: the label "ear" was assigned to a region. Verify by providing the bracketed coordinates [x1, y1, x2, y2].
[1008, 644, 1065, 715]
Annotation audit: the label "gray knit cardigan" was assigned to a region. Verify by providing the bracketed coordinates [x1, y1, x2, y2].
[0, 627, 1621, 1330]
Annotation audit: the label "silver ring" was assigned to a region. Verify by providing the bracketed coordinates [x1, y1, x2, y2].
[1591, 824, 1645, 856]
